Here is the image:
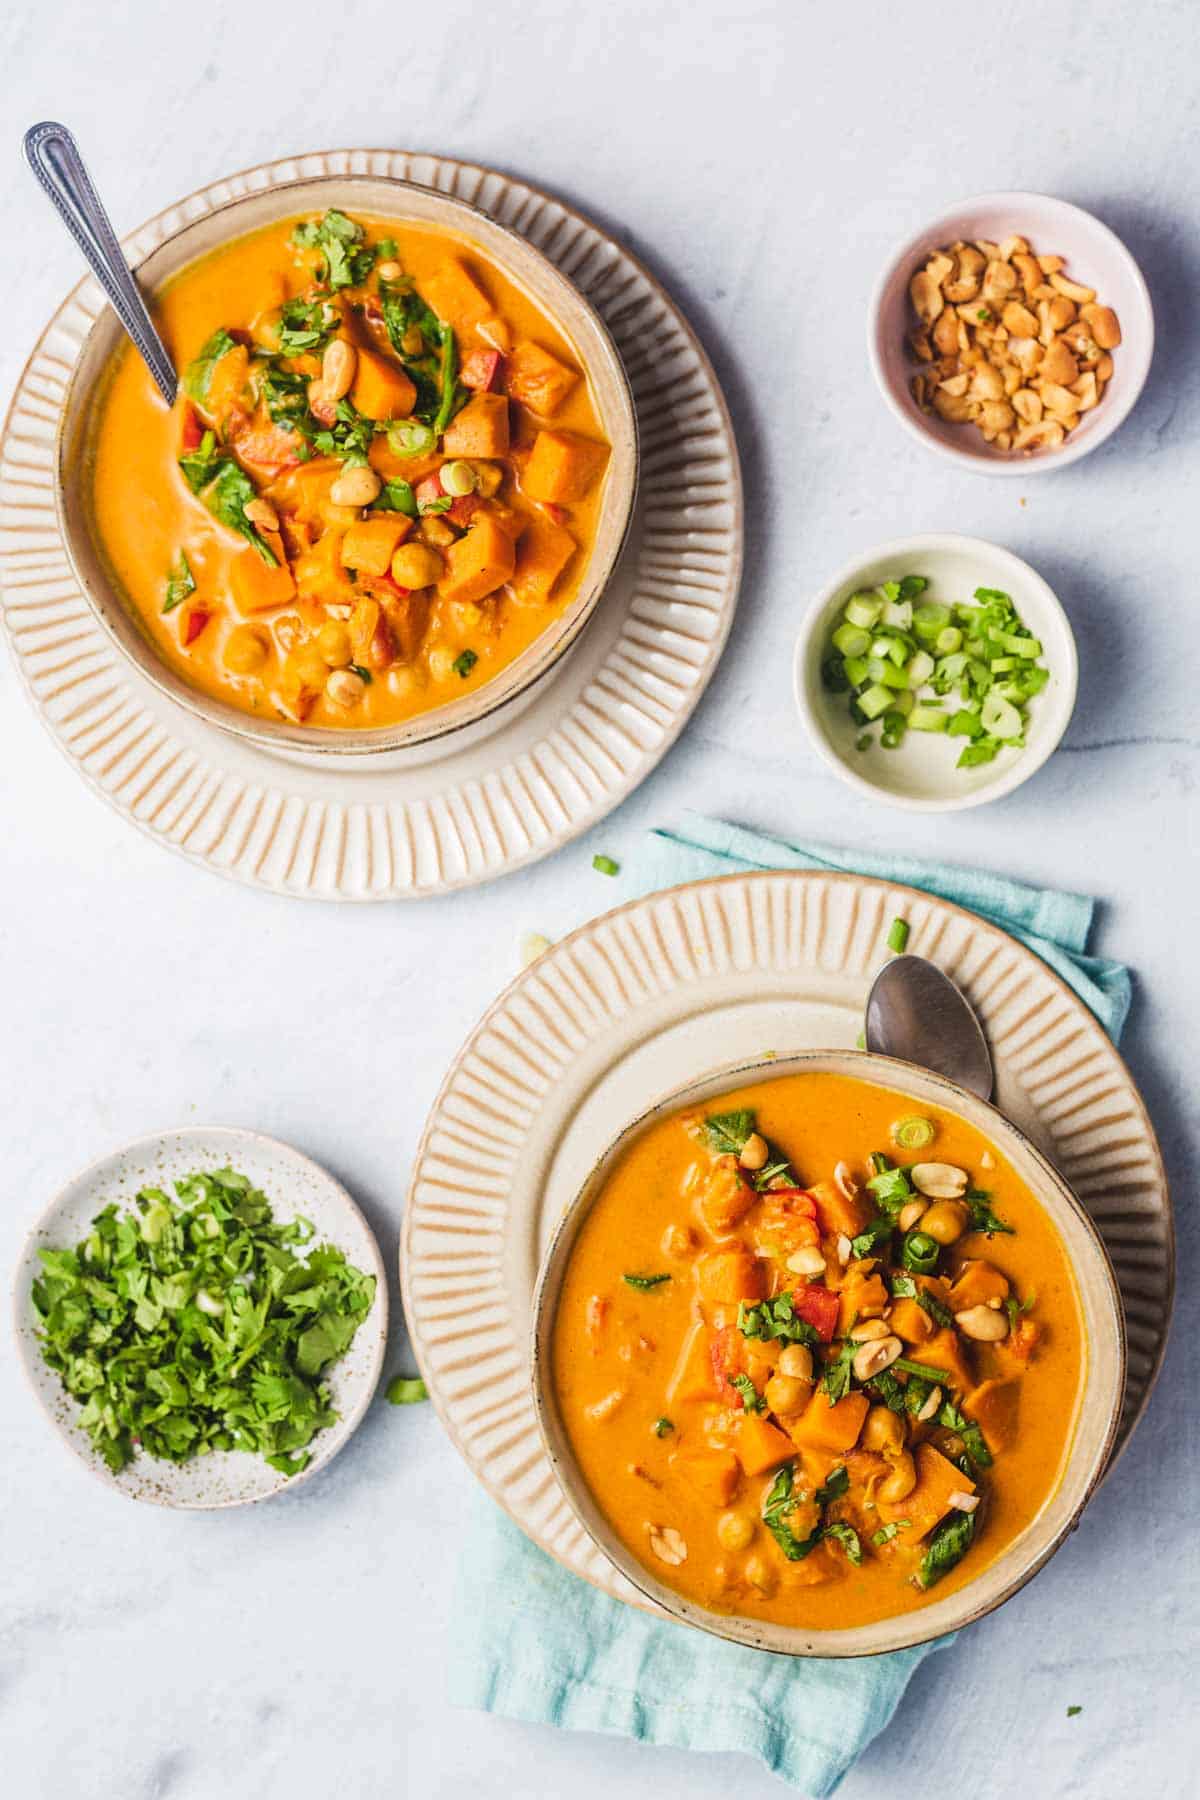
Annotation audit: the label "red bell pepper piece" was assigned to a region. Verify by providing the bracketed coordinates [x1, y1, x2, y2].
[788, 1285, 839, 1342]
[183, 609, 211, 646]
[460, 348, 503, 392]
[180, 405, 203, 453]
[709, 1326, 747, 1403]
[416, 473, 444, 508]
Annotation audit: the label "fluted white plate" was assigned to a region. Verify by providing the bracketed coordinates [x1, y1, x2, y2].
[401, 869, 1171, 1612]
[0, 150, 741, 899]
[15, 1126, 388, 1508]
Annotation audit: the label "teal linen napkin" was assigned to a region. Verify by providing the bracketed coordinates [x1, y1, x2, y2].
[450, 816, 1131, 1794]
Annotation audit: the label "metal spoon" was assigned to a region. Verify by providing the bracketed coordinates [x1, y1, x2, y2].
[23, 120, 177, 406]
[865, 953, 994, 1101]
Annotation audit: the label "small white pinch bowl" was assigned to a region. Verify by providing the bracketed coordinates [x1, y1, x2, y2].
[14, 1126, 388, 1508]
[794, 533, 1078, 812]
[869, 191, 1154, 475]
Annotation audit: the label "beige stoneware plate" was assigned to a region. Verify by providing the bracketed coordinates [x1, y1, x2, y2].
[15, 1125, 388, 1508]
[0, 149, 741, 898]
[401, 869, 1171, 1621]
[531, 1050, 1125, 1656]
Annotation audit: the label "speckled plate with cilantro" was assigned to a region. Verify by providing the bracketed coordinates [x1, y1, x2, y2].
[15, 1127, 387, 1508]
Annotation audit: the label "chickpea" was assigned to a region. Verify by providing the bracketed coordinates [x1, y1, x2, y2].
[921, 1201, 970, 1246]
[325, 667, 366, 708]
[274, 613, 303, 653]
[861, 1405, 905, 1458]
[716, 1511, 755, 1552]
[420, 516, 457, 548]
[316, 621, 353, 667]
[744, 1553, 775, 1595]
[471, 460, 504, 498]
[222, 624, 270, 676]
[428, 644, 456, 683]
[878, 1450, 917, 1505]
[391, 543, 444, 589]
[777, 1343, 813, 1383]
[737, 1132, 769, 1172]
[386, 664, 422, 699]
[290, 644, 329, 690]
[764, 1374, 808, 1417]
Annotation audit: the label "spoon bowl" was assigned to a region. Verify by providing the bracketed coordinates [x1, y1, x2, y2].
[865, 952, 994, 1100]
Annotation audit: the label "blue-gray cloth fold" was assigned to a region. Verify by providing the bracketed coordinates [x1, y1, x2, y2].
[450, 816, 1131, 1794]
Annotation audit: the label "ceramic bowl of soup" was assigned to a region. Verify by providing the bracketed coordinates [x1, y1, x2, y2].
[532, 1051, 1125, 1656]
[57, 176, 638, 758]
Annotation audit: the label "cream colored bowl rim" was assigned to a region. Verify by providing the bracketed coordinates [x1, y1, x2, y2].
[531, 1047, 1127, 1657]
[56, 169, 639, 757]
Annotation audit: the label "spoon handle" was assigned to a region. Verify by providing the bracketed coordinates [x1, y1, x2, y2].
[23, 120, 178, 407]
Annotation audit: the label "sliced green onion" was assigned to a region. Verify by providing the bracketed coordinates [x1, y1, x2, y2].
[388, 420, 437, 457]
[909, 705, 949, 732]
[892, 1116, 936, 1151]
[906, 650, 935, 687]
[935, 626, 962, 655]
[844, 655, 870, 687]
[980, 693, 1023, 739]
[887, 917, 910, 954]
[387, 1376, 429, 1404]
[899, 1230, 940, 1274]
[439, 459, 477, 497]
[881, 599, 913, 630]
[593, 853, 620, 876]
[844, 592, 883, 630]
[913, 602, 952, 642]
[832, 622, 872, 658]
[857, 684, 895, 721]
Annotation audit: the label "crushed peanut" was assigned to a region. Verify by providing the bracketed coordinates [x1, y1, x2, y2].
[906, 234, 1121, 455]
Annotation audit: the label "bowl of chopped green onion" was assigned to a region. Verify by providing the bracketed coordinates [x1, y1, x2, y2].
[795, 535, 1077, 811]
[15, 1127, 388, 1507]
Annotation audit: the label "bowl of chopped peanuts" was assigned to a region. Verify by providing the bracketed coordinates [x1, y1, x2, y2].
[868, 192, 1153, 474]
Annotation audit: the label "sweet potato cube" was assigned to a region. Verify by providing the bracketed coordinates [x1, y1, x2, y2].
[965, 1377, 1020, 1455]
[229, 531, 295, 614]
[666, 1321, 720, 1405]
[437, 514, 515, 606]
[878, 1443, 974, 1539]
[506, 340, 580, 415]
[949, 1261, 1011, 1313]
[341, 514, 413, 577]
[695, 1250, 765, 1307]
[672, 1449, 741, 1506]
[734, 1415, 796, 1477]
[785, 1388, 869, 1454]
[918, 1327, 975, 1394]
[809, 1179, 872, 1240]
[442, 392, 510, 458]
[522, 429, 609, 504]
[351, 346, 417, 421]
[420, 258, 492, 327]
[511, 512, 577, 602]
[837, 1271, 888, 1336]
[890, 1297, 934, 1345]
[294, 530, 353, 605]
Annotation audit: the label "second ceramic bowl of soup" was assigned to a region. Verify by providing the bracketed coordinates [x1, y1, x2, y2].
[532, 1050, 1124, 1656]
[57, 173, 638, 759]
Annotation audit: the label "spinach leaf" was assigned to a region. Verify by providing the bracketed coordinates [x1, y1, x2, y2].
[162, 551, 195, 614]
[851, 1214, 894, 1259]
[702, 1110, 756, 1157]
[872, 1519, 910, 1546]
[915, 1507, 976, 1590]
[823, 1520, 863, 1566]
[203, 461, 278, 566]
[762, 1463, 824, 1562]
[815, 1465, 849, 1505]
[937, 1400, 993, 1469]
[183, 328, 236, 403]
[178, 429, 224, 494]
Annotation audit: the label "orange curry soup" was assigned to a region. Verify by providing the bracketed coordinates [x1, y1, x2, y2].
[87, 208, 612, 729]
[552, 1071, 1085, 1630]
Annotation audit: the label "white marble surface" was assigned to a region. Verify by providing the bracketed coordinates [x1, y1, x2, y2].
[2, 2, 1198, 1795]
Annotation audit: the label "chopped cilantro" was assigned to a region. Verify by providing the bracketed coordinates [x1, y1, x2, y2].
[762, 1463, 823, 1561]
[178, 429, 223, 495]
[737, 1293, 819, 1348]
[890, 1273, 954, 1329]
[730, 1373, 765, 1413]
[965, 1190, 1014, 1236]
[938, 1399, 993, 1468]
[821, 1338, 859, 1405]
[1067, 1705, 1083, 1718]
[276, 295, 340, 357]
[872, 1519, 910, 1546]
[292, 210, 376, 290]
[452, 649, 478, 679]
[347, 663, 373, 685]
[30, 1167, 376, 1474]
[653, 1416, 674, 1438]
[851, 1214, 894, 1259]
